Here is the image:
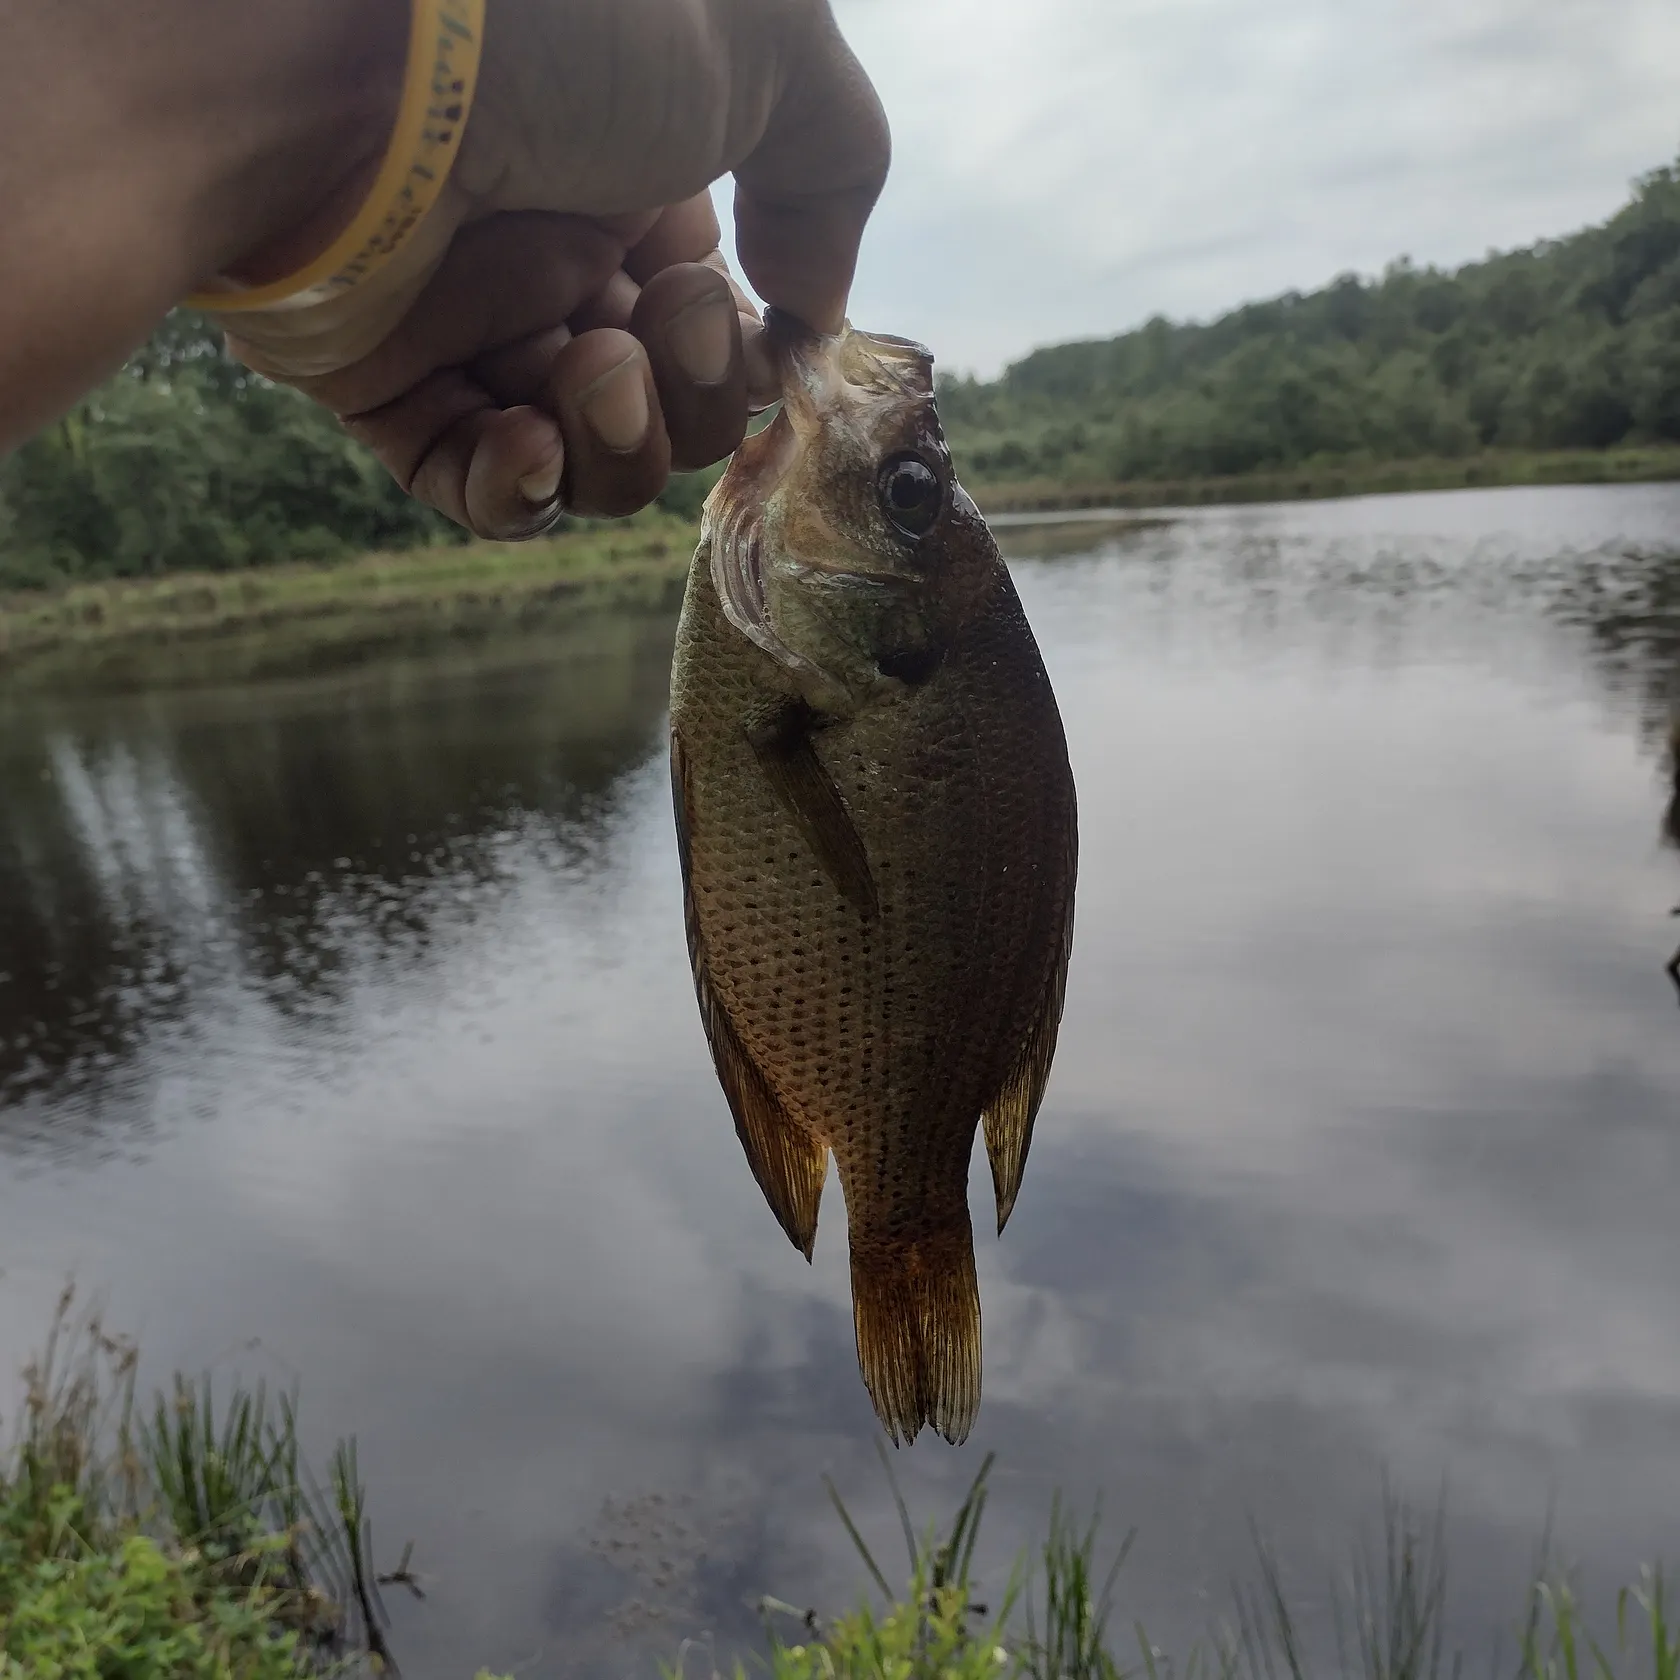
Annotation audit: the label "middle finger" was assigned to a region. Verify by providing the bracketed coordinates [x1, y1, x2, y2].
[551, 328, 672, 518]
[633, 263, 749, 473]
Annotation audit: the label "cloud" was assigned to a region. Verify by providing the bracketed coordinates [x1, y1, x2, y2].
[722, 0, 1680, 376]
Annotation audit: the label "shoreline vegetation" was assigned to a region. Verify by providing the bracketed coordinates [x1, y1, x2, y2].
[3, 444, 1678, 691]
[0, 515, 697, 692]
[4, 1294, 1679, 1680]
[967, 441, 1680, 513]
[0, 1285, 421, 1679]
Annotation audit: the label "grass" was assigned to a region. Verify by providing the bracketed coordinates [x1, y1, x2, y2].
[966, 443, 1680, 513]
[0, 513, 696, 689]
[716, 1448, 1680, 1680]
[0, 1282, 439, 1677]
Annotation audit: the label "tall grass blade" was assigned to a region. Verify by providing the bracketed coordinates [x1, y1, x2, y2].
[876, 1435, 921, 1576]
[824, 1470, 894, 1603]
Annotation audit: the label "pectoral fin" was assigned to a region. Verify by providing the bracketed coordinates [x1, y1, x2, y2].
[746, 701, 879, 921]
[983, 800, 1078, 1232]
[672, 726, 828, 1256]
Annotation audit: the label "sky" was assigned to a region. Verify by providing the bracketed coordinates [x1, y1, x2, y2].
[717, 0, 1680, 378]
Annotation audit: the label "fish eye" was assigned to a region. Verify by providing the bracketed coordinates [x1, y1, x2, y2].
[876, 453, 944, 539]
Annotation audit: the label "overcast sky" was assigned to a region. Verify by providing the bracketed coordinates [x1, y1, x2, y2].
[718, 0, 1680, 378]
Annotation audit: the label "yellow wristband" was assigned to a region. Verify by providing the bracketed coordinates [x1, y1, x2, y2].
[185, 0, 485, 313]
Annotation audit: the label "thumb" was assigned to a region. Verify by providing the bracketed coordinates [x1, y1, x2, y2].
[731, 3, 890, 336]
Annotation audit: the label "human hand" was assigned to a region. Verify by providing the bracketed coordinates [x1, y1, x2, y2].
[201, 0, 890, 538]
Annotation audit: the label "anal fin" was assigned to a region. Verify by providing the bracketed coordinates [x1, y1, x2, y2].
[746, 701, 879, 920]
[713, 1003, 829, 1258]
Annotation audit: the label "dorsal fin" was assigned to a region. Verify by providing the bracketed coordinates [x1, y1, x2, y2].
[671, 724, 829, 1256]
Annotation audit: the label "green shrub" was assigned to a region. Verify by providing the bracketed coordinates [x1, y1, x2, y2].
[0, 1519, 308, 1679]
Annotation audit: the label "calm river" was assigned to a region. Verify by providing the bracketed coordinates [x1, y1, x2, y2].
[2, 484, 1679, 1676]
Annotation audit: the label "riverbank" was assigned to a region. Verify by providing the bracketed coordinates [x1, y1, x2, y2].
[6, 447, 1680, 692]
[0, 1286, 429, 1678]
[0, 516, 696, 692]
[966, 442, 1680, 512]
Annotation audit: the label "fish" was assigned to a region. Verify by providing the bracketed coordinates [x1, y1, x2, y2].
[667, 316, 1078, 1445]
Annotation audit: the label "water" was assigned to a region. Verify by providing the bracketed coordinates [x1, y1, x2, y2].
[2, 483, 1678, 1676]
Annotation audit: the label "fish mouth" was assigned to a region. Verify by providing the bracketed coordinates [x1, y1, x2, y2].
[763, 310, 935, 434]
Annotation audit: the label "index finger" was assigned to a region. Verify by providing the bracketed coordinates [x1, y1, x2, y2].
[730, 2, 890, 337]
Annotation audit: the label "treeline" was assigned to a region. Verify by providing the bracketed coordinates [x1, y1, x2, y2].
[940, 155, 1680, 485]
[0, 313, 715, 593]
[0, 313, 461, 591]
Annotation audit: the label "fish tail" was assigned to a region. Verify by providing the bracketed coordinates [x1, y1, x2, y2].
[848, 1219, 980, 1446]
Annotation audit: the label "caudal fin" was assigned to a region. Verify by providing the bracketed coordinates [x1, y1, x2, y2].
[849, 1224, 981, 1446]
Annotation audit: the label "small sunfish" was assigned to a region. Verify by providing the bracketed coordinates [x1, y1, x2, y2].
[668, 317, 1078, 1444]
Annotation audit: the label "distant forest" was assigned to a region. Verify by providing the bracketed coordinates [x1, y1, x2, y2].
[4, 154, 1680, 589]
[940, 154, 1680, 485]
[0, 314, 714, 593]
[0, 312, 457, 591]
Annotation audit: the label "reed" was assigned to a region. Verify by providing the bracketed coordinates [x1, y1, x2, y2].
[0, 1283, 396, 1676]
[728, 1451, 1678, 1680]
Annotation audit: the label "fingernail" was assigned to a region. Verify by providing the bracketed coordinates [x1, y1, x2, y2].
[668, 295, 736, 386]
[579, 355, 650, 453]
[516, 461, 561, 505]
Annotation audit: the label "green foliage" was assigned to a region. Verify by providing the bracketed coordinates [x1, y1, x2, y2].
[942, 155, 1680, 488]
[749, 1455, 1680, 1680]
[0, 314, 458, 592]
[0, 1524, 309, 1679]
[0, 311, 723, 594]
[1021, 1496, 1129, 1680]
[735, 1450, 1019, 1680]
[0, 1285, 383, 1676]
[761, 1571, 1015, 1680]
[143, 1377, 303, 1562]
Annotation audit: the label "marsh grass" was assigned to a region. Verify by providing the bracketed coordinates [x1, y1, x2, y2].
[0, 1283, 397, 1675]
[0, 513, 696, 686]
[729, 1452, 1680, 1680]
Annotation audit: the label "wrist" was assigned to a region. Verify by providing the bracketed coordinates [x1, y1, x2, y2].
[195, 0, 485, 319]
[0, 0, 407, 450]
[187, 0, 409, 292]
